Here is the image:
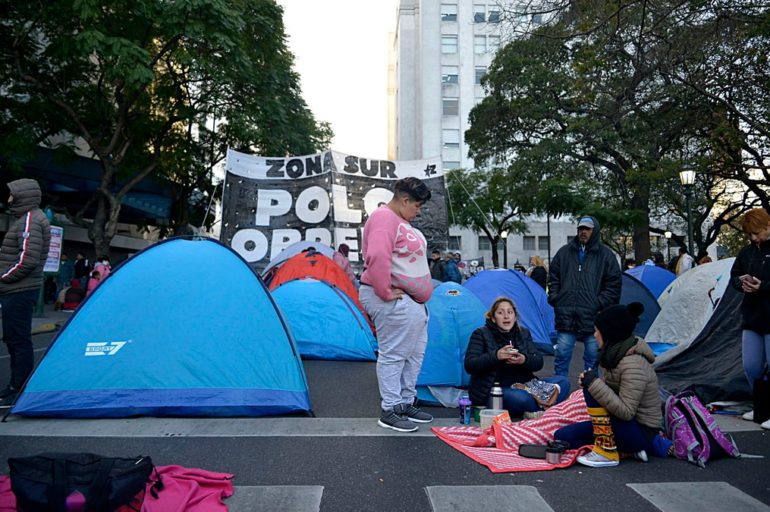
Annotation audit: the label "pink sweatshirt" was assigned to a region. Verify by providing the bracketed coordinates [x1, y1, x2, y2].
[361, 206, 432, 303]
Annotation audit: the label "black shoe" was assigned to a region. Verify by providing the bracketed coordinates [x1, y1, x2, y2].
[0, 386, 17, 400]
[0, 392, 18, 409]
[396, 403, 433, 423]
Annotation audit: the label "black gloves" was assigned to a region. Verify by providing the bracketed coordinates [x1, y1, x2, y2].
[582, 368, 598, 389]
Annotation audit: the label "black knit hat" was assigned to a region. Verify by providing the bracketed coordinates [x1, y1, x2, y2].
[594, 302, 644, 344]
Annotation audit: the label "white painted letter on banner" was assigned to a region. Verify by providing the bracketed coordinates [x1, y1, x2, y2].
[255, 189, 292, 225]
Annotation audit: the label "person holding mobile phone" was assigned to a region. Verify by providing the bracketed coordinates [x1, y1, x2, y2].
[464, 297, 570, 418]
[730, 208, 770, 429]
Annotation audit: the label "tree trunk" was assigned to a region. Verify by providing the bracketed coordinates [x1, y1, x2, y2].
[88, 162, 123, 259]
[490, 238, 500, 268]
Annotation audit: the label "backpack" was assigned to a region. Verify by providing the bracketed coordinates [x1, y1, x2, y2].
[8, 453, 160, 512]
[664, 391, 740, 467]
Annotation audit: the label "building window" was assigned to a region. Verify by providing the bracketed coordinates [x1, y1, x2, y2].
[449, 236, 462, 251]
[478, 236, 491, 250]
[444, 161, 460, 170]
[474, 35, 486, 54]
[488, 8, 501, 23]
[442, 129, 460, 148]
[441, 65, 459, 84]
[442, 98, 459, 116]
[475, 66, 487, 84]
[523, 236, 536, 251]
[441, 3, 458, 22]
[488, 35, 500, 52]
[474, 4, 486, 22]
[538, 236, 550, 251]
[441, 35, 458, 54]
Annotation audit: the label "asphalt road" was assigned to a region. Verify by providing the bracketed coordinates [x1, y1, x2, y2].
[0, 326, 768, 511]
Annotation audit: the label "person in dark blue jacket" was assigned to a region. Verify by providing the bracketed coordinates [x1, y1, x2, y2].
[548, 216, 622, 376]
[442, 251, 463, 283]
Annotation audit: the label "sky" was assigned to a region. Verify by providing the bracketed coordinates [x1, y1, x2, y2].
[278, 0, 399, 159]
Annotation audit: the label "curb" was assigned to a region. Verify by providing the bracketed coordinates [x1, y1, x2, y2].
[31, 323, 59, 335]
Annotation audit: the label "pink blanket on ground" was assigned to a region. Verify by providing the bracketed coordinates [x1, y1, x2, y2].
[431, 390, 592, 473]
[0, 465, 233, 512]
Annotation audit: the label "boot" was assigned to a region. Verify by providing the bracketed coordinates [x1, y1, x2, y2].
[577, 406, 620, 467]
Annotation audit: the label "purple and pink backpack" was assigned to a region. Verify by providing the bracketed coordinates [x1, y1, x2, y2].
[664, 391, 740, 467]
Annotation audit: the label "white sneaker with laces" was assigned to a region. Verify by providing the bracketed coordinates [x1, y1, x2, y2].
[742, 410, 754, 421]
[577, 451, 619, 468]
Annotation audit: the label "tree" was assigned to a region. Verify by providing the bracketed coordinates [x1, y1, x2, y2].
[0, 0, 330, 254]
[467, 1, 766, 261]
[445, 168, 526, 268]
[500, 0, 770, 208]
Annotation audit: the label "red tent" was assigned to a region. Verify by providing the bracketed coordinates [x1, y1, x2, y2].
[267, 251, 373, 332]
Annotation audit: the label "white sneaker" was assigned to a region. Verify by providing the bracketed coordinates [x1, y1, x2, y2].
[577, 451, 619, 468]
[742, 410, 754, 421]
[761, 418, 770, 431]
[632, 450, 649, 463]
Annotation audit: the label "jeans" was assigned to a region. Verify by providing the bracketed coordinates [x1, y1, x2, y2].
[554, 387, 670, 457]
[494, 375, 571, 415]
[1, 289, 39, 390]
[554, 331, 598, 376]
[742, 329, 770, 386]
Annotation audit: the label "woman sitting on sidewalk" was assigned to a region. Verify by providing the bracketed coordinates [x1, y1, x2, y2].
[554, 302, 672, 467]
[464, 297, 569, 418]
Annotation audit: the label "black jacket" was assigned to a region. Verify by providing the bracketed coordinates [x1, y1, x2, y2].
[464, 320, 544, 406]
[547, 216, 621, 335]
[529, 266, 547, 290]
[730, 239, 770, 334]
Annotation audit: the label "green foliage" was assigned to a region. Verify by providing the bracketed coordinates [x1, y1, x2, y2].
[0, 0, 331, 250]
[466, 0, 768, 260]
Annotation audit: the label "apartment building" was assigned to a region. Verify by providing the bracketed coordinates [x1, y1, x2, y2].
[388, 0, 576, 266]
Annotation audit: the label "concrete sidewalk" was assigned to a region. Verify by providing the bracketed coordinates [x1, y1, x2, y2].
[0, 302, 74, 337]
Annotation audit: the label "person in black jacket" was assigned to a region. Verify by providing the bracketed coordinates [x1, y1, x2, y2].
[730, 208, 770, 429]
[0, 179, 51, 408]
[526, 255, 548, 290]
[464, 297, 570, 417]
[548, 216, 622, 376]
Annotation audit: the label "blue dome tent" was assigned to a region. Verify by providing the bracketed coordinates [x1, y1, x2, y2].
[626, 265, 675, 299]
[463, 269, 555, 354]
[620, 273, 660, 337]
[271, 279, 377, 361]
[13, 238, 312, 418]
[417, 282, 487, 389]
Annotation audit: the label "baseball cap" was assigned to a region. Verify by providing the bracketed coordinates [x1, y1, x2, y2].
[577, 217, 595, 229]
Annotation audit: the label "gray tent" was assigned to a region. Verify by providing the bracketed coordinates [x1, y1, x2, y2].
[654, 284, 751, 403]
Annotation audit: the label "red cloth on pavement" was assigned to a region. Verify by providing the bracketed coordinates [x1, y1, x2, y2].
[0, 465, 233, 512]
[431, 390, 592, 472]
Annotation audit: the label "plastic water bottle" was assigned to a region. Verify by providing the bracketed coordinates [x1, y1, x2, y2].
[459, 395, 472, 425]
[491, 383, 504, 410]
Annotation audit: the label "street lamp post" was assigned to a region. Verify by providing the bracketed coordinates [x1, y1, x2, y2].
[664, 230, 672, 262]
[679, 170, 696, 256]
[500, 230, 508, 269]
